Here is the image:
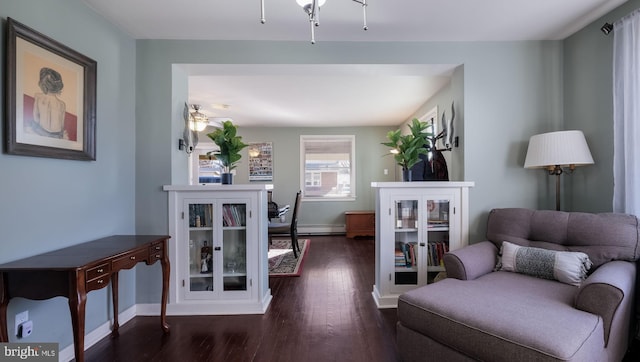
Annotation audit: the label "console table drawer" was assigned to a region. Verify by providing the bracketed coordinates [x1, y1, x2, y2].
[149, 242, 164, 261]
[86, 275, 110, 291]
[112, 249, 148, 270]
[86, 263, 110, 281]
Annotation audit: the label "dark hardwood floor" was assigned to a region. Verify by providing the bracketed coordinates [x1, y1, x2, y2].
[84, 235, 400, 362]
[83, 235, 640, 361]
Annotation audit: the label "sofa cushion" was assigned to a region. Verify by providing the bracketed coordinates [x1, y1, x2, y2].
[498, 241, 592, 286]
[397, 271, 604, 361]
[485, 208, 640, 268]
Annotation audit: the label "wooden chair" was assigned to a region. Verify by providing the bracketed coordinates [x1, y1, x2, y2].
[268, 191, 302, 258]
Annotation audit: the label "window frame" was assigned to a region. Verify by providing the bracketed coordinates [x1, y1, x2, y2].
[300, 135, 356, 201]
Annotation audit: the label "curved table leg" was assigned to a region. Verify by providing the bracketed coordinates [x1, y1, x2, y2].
[0, 273, 8, 342]
[160, 241, 170, 333]
[68, 278, 87, 362]
[111, 272, 119, 337]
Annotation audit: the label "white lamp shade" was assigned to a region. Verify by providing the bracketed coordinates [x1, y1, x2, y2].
[524, 130, 594, 168]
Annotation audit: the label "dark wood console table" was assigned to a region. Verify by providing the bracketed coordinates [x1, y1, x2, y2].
[0, 235, 171, 362]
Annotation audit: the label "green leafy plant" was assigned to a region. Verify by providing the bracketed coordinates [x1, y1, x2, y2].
[206, 120, 249, 173]
[382, 118, 432, 171]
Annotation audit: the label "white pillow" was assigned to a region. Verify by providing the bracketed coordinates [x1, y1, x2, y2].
[499, 241, 592, 286]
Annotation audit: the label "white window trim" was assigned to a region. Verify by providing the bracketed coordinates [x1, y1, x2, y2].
[300, 135, 356, 201]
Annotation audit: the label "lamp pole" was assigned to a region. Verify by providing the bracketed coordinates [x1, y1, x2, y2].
[555, 170, 561, 211]
[524, 130, 594, 212]
[548, 164, 576, 211]
[548, 165, 562, 211]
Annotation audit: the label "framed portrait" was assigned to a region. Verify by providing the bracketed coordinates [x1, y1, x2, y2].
[248, 142, 273, 181]
[4, 18, 96, 160]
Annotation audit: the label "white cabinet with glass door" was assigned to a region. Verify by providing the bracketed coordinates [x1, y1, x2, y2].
[164, 185, 272, 315]
[371, 182, 474, 308]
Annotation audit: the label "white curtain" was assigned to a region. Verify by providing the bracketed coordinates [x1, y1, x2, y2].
[613, 9, 640, 214]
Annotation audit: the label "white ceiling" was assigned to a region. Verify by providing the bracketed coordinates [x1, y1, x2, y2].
[184, 64, 457, 127]
[82, 0, 626, 127]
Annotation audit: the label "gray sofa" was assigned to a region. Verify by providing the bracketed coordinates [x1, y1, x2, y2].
[397, 208, 640, 361]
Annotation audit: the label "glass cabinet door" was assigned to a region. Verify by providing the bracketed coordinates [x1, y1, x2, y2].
[188, 203, 214, 293]
[185, 200, 250, 299]
[393, 199, 420, 286]
[426, 198, 451, 281]
[222, 203, 247, 292]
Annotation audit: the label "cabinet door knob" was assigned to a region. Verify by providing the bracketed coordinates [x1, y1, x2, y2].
[130, 256, 136, 260]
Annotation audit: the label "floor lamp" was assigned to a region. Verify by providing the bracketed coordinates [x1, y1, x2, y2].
[524, 130, 594, 211]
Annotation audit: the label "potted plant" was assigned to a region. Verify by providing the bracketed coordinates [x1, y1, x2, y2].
[206, 120, 249, 184]
[382, 118, 431, 181]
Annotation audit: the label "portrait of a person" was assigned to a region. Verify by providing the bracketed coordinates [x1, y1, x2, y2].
[31, 67, 67, 139]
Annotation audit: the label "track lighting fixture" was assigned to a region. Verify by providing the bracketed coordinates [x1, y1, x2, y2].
[260, 0, 368, 44]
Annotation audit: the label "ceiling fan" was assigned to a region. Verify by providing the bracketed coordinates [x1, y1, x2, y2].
[207, 117, 233, 128]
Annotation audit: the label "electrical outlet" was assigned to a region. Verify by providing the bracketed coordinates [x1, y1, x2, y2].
[18, 320, 33, 338]
[15, 311, 28, 337]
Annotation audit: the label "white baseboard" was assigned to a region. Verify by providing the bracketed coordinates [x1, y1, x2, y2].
[59, 305, 137, 362]
[59, 295, 274, 361]
[165, 297, 271, 315]
[136, 303, 163, 316]
[371, 286, 399, 309]
[298, 224, 345, 235]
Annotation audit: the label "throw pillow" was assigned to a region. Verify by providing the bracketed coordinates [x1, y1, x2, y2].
[498, 241, 592, 286]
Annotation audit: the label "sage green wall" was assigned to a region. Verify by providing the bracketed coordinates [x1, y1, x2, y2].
[406, 65, 465, 182]
[0, 0, 628, 353]
[0, 0, 137, 352]
[196, 126, 396, 228]
[451, 66, 465, 181]
[136, 41, 565, 305]
[563, 0, 640, 212]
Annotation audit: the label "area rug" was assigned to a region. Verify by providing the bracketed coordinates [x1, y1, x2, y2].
[268, 239, 310, 277]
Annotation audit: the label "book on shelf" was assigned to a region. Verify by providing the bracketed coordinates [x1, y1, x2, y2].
[189, 204, 212, 227]
[223, 204, 246, 227]
[395, 241, 418, 268]
[427, 241, 449, 267]
[427, 220, 449, 228]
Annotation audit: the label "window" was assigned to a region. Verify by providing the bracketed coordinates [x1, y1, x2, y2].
[300, 135, 355, 200]
[305, 172, 322, 187]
